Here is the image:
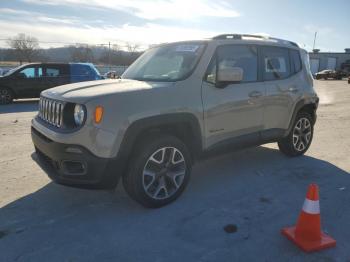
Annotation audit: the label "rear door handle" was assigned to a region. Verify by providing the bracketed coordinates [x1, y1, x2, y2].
[249, 91, 262, 98]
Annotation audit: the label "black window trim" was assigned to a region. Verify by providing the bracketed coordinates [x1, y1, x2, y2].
[203, 44, 302, 86]
[289, 49, 303, 75]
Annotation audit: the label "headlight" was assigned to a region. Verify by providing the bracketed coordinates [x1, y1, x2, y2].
[73, 104, 85, 126]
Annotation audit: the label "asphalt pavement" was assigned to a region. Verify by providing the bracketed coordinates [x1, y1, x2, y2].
[0, 80, 349, 261]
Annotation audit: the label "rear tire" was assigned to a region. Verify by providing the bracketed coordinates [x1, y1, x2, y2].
[0, 88, 13, 104]
[123, 134, 192, 208]
[278, 112, 314, 157]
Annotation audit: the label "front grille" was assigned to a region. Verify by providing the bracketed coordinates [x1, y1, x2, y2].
[39, 97, 64, 128]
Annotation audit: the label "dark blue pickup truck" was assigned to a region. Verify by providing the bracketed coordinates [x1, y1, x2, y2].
[0, 63, 103, 104]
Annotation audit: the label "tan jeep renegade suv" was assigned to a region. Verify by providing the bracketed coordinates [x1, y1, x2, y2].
[31, 34, 319, 208]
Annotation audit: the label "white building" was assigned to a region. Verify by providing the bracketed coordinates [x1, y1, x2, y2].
[309, 48, 350, 75]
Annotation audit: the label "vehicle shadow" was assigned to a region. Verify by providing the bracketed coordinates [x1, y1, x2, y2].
[0, 99, 38, 114]
[0, 146, 349, 261]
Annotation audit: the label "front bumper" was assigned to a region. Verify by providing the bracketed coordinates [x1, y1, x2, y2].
[31, 126, 124, 189]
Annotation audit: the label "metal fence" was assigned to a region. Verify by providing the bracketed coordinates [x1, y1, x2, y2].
[0, 64, 128, 76]
[95, 65, 128, 75]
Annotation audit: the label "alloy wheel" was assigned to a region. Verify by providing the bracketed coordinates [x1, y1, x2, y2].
[142, 147, 186, 200]
[0, 89, 12, 104]
[292, 117, 312, 152]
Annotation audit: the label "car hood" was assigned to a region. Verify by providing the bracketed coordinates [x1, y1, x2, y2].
[0, 75, 10, 80]
[41, 79, 175, 103]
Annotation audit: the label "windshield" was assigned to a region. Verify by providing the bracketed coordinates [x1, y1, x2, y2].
[122, 42, 206, 82]
[3, 64, 27, 76]
[87, 63, 102, 78]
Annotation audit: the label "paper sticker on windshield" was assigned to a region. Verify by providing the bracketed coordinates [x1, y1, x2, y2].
[175, 45, 199, 52]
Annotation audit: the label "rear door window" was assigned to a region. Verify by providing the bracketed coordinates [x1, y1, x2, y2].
[46, 68, 60, 77]
[44, 65, 68, 77]
[261, 47, 291, 81]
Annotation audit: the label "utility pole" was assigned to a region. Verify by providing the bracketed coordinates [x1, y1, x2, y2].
[312, 31, 317, 51]
[108, 41, 111, 71]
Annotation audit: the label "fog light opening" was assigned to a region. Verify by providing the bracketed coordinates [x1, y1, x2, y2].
[62, 161, 86, 175]
[65, 147, 83, 154]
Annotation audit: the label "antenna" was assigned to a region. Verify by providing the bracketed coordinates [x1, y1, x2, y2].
[312, 31, 317, 50]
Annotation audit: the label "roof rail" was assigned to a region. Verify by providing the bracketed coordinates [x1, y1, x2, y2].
[212, 34, 298, 47]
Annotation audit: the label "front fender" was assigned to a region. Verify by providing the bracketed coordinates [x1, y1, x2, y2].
[115, 113, 203, 160]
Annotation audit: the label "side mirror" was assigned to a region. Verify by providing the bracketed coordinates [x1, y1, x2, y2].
[105, 71, 117, 79]
[16, 72, 26, 79]
[216, 67, 243, 87]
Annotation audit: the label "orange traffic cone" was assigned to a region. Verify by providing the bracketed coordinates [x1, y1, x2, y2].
[281, 184, 336, 252]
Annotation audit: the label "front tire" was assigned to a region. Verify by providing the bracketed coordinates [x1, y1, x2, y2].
[278, 112, 314, 157]
[123, 134, 192, 208]
[0, 88, 13, 104]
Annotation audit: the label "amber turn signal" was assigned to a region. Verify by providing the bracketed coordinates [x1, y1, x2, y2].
[94, 106, 104, 124]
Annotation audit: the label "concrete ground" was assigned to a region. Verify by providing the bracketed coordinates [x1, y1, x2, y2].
[0, 80, 349, 262]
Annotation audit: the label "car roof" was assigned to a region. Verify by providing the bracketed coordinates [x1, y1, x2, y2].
[17, 62, 69, 67]
[210, 34, 299, 49]
[69, 62, 94, 66]
[17, 62, 94, 66]
[156, 34, 300, 50]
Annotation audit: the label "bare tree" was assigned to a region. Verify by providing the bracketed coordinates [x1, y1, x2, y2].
[70, 45, 94, 63]
[112, 44, 120, 52]
[7, 33, 40, 64]
[126, 42, 140, 56]
[99, 43, 123, 65]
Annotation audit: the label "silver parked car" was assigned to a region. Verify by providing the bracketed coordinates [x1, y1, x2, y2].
[31, 34, 319, 207]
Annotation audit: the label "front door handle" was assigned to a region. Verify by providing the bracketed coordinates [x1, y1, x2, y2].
[249, 91, 262, 98]
[288, 87, 299, 93]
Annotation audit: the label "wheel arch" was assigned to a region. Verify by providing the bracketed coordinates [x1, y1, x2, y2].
[284, 98, 319, 137]
[116, 113, 203, 163]
[0, 85, 16, 94]
[0, 85, 16, 102]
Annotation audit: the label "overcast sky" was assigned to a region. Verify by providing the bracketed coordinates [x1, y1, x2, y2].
[0, 0, 349, 51]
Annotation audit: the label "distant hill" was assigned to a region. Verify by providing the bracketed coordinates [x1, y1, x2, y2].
[0, 45, 142, 66]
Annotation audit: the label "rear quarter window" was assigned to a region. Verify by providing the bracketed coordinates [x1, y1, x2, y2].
[70, 64, 98, 82]
[290, 49, 302, 74]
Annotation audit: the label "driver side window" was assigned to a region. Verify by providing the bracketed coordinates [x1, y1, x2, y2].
[19, 67, 35, 78]
[204, 45, 258, 84]
[18, 67, 43, 78]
